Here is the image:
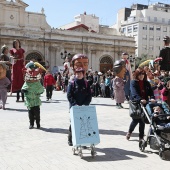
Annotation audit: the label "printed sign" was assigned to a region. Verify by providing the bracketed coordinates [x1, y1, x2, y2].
[70, 106, 100, 147]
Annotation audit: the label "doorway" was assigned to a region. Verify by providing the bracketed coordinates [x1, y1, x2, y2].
[100, 56, 113, 72]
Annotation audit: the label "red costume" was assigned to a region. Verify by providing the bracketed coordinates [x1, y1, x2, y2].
[10, 48, 25, 92]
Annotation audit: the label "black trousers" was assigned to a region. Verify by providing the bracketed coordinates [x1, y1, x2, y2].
[68, 125, 72, 143]
[46, 85, 53, 99]
[17, 90, 24, 101]
[28, 106, 40, 126]
[105, 86, 110, 98]
[128, 118, 145, 139]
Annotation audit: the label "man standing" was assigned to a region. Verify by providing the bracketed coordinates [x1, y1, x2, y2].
[159, 36, 170, 71]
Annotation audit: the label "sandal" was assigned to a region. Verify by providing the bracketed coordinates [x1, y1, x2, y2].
[126, 133, 131, 140]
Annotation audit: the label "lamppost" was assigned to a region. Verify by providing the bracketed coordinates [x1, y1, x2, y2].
[60, 50, 71, 61]
[129, 55, 136, 70]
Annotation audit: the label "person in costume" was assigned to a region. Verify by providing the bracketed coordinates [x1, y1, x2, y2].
[0, 62, 10, 110]
[21, 61, 46, 129]
[67, 54, 91, 146]
[121, 53, 132, 101]
[112, 60, 126, 109]
[159, 36, 170, 71]
[71, 54, 89, 73]
[0, 45, 11, 82]
[10, 39, 25, 102]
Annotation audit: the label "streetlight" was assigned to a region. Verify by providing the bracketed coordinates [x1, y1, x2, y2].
[129, 55, 136, 70]
[60, 50, 71, 60]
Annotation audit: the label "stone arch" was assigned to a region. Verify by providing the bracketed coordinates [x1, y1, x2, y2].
[99, 55, 113, 72]
[25, 51, 44, 63]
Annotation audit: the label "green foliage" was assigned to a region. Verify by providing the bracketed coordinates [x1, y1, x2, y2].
[135, 54, 149, 68]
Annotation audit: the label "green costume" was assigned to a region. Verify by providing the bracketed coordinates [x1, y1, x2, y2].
[22, 81, 44, 110]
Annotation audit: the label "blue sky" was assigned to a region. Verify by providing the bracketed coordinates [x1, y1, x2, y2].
[24, 0, 168, 28]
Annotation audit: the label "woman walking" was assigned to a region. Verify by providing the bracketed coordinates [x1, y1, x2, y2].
[126, 68, 155, 141]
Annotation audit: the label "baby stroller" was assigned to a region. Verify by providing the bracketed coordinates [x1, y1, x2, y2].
[139, 102, 170, 160]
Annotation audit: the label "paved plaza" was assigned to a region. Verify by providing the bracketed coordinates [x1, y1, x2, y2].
[0, 91, 170, 170]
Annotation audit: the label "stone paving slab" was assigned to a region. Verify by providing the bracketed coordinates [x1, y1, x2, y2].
[0, 91, 170, 170]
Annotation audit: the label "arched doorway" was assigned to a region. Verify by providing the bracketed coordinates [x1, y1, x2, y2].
[26, 52, 44, 63]
[25, 51, 47, 68]
[100, 56, 113, 72]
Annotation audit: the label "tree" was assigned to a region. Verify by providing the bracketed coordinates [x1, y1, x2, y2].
[135, 54, 149, 68]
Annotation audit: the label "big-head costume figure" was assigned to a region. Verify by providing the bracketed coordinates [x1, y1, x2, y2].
[113, 60, 126, 109]
[122, 53, 132, 101]
[0, 62, 10, 110]
[21, 61, 46, 129]
[71, 54, 89, 74]
[67, 54, 92, 146]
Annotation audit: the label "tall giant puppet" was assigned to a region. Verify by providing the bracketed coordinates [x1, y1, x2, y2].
[10, 40, 25, 101]
[121, 52, 132, 101]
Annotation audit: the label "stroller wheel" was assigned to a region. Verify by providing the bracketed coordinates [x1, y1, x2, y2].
[139, 140, 146, 152]
[159, 149, 165, 160]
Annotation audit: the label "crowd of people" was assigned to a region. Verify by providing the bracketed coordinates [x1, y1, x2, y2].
[1, 36, 170, 148]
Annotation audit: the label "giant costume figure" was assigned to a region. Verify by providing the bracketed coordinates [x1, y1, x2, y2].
[10, 40, 25, 95]
[159, 36, 170, 71]
[21, 61, 46, 129]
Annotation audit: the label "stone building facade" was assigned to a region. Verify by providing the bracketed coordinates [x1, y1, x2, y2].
[0, 0, 136, 72]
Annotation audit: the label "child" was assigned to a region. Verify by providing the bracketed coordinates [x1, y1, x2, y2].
[153, 106, 170, 128]
[43, 70, 56, 101]
[0, 62, 10, 110]
[100, 80, 106, 97]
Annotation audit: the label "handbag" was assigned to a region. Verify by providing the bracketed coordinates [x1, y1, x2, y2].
[129, 100, 143, 119]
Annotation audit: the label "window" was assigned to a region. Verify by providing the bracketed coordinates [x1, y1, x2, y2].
[156, 36, 160, 40]
[127, 26, 132, 33]
[121, 27, 126, 33]
[142, 46, 147, 50]
[143, 25, 147, 30]
[156, 46, 161, 50]
[162, 18, 165, 23]
[133, 25, 138, 32]
[163, 27, 167, 32]
[142, 35, 147, 40]
[154, 17, 157, 22]
[150, 36, 154, 40]
[149, 26, 154, 30]
[156, 27, 161, 31]
[149, 46, 153, 50]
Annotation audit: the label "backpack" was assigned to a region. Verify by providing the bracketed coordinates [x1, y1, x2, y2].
[71, 80, 88, 93]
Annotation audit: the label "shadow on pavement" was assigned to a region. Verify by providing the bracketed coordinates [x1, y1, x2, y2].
[90, 104, 116, 107]
[5, 108, 28, 112]
[99, 129, 138, 137]
[82, 147, 147, 162]
[41, 101, 60, 103]
[153, 150, 170, 161]
[40, 127, 68, 134]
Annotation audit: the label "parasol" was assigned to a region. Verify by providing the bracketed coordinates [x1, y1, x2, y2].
[139, 59, 152, 67]
[154, 57, 162, 63]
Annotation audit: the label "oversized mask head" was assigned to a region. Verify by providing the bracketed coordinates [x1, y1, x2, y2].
[0, 62, 7, 79]
[23, 61, 46, 82]
[113, 60, 126, 79]
[71, 54, 89, 74]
